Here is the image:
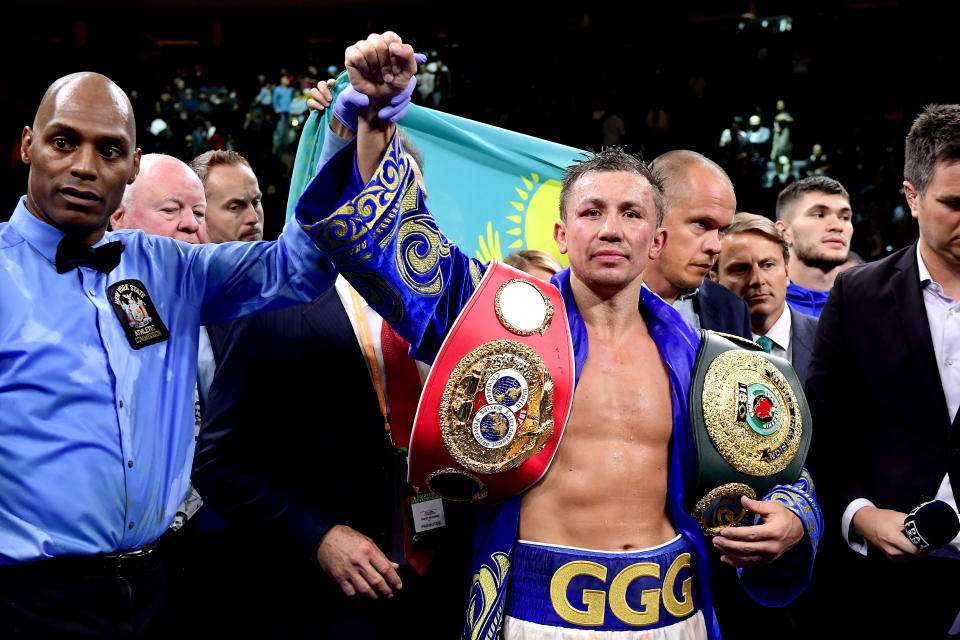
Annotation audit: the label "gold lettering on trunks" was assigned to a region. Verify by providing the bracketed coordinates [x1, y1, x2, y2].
[609, 562, 660, 626]
[550, 561, 607, 626]
[662, 553, 694, 617]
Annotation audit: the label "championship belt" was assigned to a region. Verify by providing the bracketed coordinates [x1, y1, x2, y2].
[687, 331, 812, 535]
[407, 261, 575, 504]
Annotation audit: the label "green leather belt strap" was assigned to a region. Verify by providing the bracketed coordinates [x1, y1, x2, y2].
[687, 331, 812, 534]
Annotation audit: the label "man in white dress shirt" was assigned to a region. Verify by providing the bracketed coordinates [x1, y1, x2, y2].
[806, 104, 960, 636]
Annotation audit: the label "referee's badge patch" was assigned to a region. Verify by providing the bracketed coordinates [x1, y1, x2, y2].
[107, 279, 169, 349]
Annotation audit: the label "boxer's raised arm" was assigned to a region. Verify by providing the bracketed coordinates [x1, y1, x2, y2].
[345, 31, 417, 183]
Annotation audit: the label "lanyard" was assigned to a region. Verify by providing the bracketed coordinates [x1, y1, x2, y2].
[347, 285, 393, 443]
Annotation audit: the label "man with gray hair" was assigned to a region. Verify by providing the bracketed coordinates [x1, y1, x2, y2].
[712, 212, 818, 383]
[110, 153, 207, 244]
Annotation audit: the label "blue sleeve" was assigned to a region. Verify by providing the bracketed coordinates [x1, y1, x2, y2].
[739, 468, 824, 606]
[315, 128, 351, 175]
[295, 132, 485, 363]
[142, 220, 337, 327]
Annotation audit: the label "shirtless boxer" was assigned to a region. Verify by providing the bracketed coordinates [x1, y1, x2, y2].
[295, 32, 822, 640]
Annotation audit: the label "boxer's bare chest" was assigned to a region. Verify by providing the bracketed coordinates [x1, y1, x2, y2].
[519, 324, 677, 549]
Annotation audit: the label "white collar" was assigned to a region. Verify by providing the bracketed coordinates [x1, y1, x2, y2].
[917, 246, 934, 285]
[753, 304, 792, 351]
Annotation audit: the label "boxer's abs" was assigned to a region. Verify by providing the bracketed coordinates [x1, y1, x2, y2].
[518, 337, 677, 550]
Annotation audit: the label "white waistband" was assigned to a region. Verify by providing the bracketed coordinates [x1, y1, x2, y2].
[516, 533, 683, 555]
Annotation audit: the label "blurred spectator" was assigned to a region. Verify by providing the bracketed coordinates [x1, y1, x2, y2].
[427, 59, 450, 109]
[772, 117, 794, 171]
[719, 115, 750, 175]
[601, 104, 626, 148]
[719, 115, 748, 152]
[503, 249, 563, 282]
[808, 143, 830, 175]
[272, 76, 294, 155]
[415, 59, 435, 105]
[746, 114, 771, 161]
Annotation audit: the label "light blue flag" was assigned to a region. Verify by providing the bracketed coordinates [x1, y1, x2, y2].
[286, 76, 584, 265]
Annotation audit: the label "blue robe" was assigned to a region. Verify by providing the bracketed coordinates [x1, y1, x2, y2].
[296, 133, 823, 640]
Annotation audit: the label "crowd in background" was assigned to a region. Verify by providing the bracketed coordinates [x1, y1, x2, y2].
[3, 5, 938, 262]
[3, 10, 960, 638]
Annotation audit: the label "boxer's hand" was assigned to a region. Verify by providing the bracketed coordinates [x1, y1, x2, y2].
[345, 31, 417, 111]
[852, 506, 926, 563]
[712, 496, 804, 568]
[316, 525, 402, 600]
[307, 79, 336, 113]
[377, 53, 427, 123]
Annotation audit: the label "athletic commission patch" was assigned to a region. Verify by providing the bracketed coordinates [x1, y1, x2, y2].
[107, 279, 169, 350]
[702, 350, 801, 476]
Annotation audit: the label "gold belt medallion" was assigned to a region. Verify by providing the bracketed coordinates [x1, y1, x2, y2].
[701, 350, 802, 477]
[692, 483, 758, 536]
[439, 339, 554, 475]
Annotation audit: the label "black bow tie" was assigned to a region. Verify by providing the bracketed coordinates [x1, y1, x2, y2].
[55, 236, 125, 274]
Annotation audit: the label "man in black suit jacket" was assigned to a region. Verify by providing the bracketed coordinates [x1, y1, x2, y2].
[713, 212, 819, 384]
[646, 150, 752, 338]
[807, 104, 960, 636]
[194, 282, 473, 638]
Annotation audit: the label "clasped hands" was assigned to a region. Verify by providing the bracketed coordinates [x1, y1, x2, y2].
[307, 32, 425, 130]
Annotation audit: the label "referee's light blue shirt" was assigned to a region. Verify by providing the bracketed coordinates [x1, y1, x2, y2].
[0, 197, 334, 564]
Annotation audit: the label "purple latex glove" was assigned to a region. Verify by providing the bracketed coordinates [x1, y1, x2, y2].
[337, 53, 427, 128]
[331, 86, 370, 133]
[377, 52, 428, 123]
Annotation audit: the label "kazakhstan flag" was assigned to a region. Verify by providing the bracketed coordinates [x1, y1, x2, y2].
[286, 75, 583, 265]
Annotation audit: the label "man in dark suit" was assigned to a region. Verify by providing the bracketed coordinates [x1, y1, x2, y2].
[646, 150, 753, 338]
[807, 104, 960, 636]
[193, 149, 473, 638]
[713, 212, 818, 383]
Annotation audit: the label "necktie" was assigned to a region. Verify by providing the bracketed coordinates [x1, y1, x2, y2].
[757, 335, 774, 353]
[380, 321, 435, 575]
[380, 323, 421, 450]
[55, 236, 125, 274]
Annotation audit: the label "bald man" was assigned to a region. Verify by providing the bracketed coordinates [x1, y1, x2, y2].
[646, 150, 752, 338]
[111, 153, 207, 244]
[0, 71, 335, 637]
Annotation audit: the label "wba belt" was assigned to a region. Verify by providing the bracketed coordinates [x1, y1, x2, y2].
[407, 261, 575, 504]
[687, 331, 812, 535]
[506, 537, 699, 631]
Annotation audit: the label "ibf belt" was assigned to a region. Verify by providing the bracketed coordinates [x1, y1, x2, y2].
[407, 261, 574, 504]
[687, 331, 812, 535]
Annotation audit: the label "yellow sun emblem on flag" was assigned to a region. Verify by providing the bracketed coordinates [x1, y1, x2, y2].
[475, 173, 569, 266]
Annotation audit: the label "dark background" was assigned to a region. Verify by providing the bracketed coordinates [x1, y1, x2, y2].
[3, 0, 955, 259]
